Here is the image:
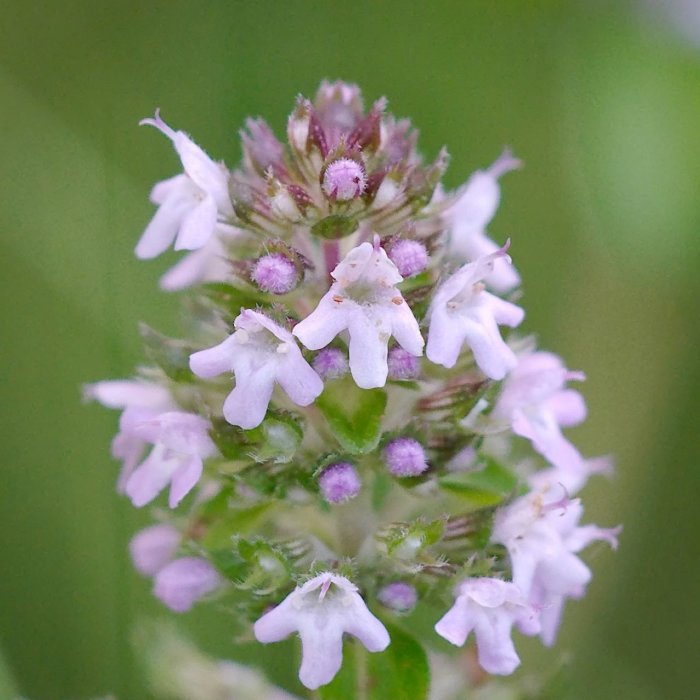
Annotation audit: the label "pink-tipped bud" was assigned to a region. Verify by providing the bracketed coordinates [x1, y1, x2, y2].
[312, 348, 349, 380]
[318, 462, 361, 503]
[251, 253, 299, 295]
[388, 239, 428, 278]
[383, 437, 428, 477]
[323, 158, 366, 201]
[388, 347, 421, 380]
[377, 582, 418, 612]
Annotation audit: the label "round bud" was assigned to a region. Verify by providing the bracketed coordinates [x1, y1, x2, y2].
[388, 239, 428, 278]
[383, 437, 428, 477]
[251, 253, 299, 295]
[318, 462, 361, 504]
[377, 582, 418, 612]
[312, 348, 349, 380]
[323, 158, 366, 201]
[388, 347, 421, 380]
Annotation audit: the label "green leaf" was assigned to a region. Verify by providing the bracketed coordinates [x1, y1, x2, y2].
[316, 377, 387, 454]
[367, 622, 429, 700]
[199, 502, 271, 549]
[311, 213, 359, 239]
[438, 458, 517, 507]
[199, 281, 267, 314]
[139, 323, 196, 383]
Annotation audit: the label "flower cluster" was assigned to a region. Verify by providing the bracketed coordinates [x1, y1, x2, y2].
[87, 82, 619, 695]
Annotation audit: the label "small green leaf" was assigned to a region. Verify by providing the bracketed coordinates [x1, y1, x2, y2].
[139, 323, 197, 383]
[200, 503, 271, 549]
[311, 214, 359, 239]
[367, 622, 429, 700]
[199, 281, 267, 314]
[316, 377, 387, 454]
[438, 458, 517, 507]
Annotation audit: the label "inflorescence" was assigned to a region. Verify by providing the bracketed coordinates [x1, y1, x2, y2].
[86, 81, 620, 693]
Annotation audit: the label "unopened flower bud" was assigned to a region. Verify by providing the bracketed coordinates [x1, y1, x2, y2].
[377, 582, 418, 612]
[318, 462, 361, 503]
[323, 158, 366, 201]
[388, 239, 428, 278]
[383, 437, 428, 477]
[387, 347, 421, 380]
[251, 253, 299, 295]
[312, 348, 349, 380]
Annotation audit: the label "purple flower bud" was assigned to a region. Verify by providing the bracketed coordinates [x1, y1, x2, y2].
[129, 523, 181, 577]
[251, 253, 299, 294]
[153, 556, 222, 613]
[312, 348, 349, 380]
[378, 582, 418, 612]
[388, 239, 428, 277]
[322, 158, 366, 201]
[383, 437, 428, 477]
[318, 462, 361, 503]
[387, 347, 421, 380]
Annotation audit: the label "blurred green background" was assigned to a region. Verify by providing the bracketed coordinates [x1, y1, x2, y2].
[1, 1, 699, 698]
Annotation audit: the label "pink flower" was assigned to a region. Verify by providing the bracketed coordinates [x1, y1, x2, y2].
[491, 491, 620, 646]
[129, 523, 181, 576]
[190, 310, 323, 429]
[153, 557, 222, 613]
[493, 351, 595, 491]
[293, 238, 424, 389]
[435, 577, 538, 675]
[84, 379, 176, 492]
[448, 149, 521, 292]
[123, 411, 217, 508]
[136, 110, 233, 259]
[426, 249, 524, 379]
[254, 572, 390, 690]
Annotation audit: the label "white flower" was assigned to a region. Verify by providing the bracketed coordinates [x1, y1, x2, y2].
[135, 110, 233, 259]
[293, 238, 424, 389]
[448, 149, 521, 292]
[491, 491, 620, 646]
[124, 411, 217, 508]
[493, 351, 595, 491]
[254, 572, 390, 690]
[189, 309, 324, 429]
[426, 249, 524, 379]
[435, 577, 538, 675]
[84, 379, 176, 492]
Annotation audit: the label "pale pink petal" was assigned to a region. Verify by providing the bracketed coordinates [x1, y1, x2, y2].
[474, 609, 520, 675]
[174, 194, 218, 251]
[426, 308, 466, 369]
[150, 174, 189, 205]
[276, 352, 324, 406]
[293, 293, 350, 350]
[544, 389, 587, 427]
[297, 616, 345, 690]
[189, 335, 238, 378]
[168, 455, 203, 508]
[390, 301, 425, 356]
[434, 599, 473, 646]
[153, 556, 221, 613]
[125, 444, 179, 507]
[254, 599, 301, 643]
[135, 194, 192, 259]
[129, 524, 181, 576]
[347, 311, 391, 388]
[485, 293, 525, 328]
[86, 380, 172, 410]
[462, 314, 517, 380]
[223, 365, 276, 429]
[342, 600, 390, 652]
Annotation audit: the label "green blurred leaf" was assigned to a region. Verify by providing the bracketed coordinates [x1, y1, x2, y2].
[438, 458, 517, 507]
[367, 622, 429, 700]
[199, 502, 271, 549]
[316, 378, 387, 454]
[139, 323, 196, 383]
[311, 214, 358, 239]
